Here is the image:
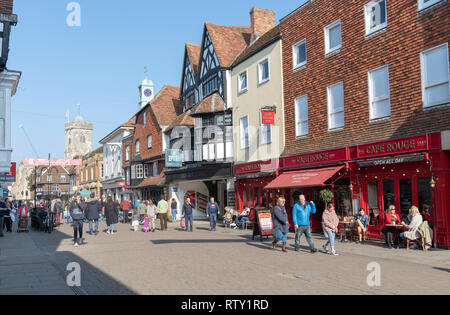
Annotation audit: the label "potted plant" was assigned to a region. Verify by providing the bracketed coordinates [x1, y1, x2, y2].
[319, 189, 334, 208]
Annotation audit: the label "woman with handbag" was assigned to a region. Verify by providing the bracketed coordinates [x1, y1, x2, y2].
[272, 196, 289, 253]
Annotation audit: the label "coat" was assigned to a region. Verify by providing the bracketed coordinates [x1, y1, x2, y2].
[322, 210, 339, 233]
[404, 214, 423, 240]
[292, 202, 316, 226]
[273, 205, 289, 234]
[86, 199, 101, 220]
[105, 203, 119, 226]
[417, 221, 433, 247]
[69, 201, 87, 221]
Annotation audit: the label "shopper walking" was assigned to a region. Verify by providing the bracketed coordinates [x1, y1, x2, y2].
[171, 198, 178, 222]
[69, 193, 87, 247]
[105, 197, 119, 235]
[322, 203, 340, 256]
[293, 194, 317, 253]
[86, 193, 101, 235]
[54, 199, 64, 226]
[157, 196, 169, 231]
[121, 198, 132, 224]
[206, 197, 220, 232]
[147, 200, 157, 232]
[0, 198, 7, 237]
[272, 197, 289, 252]
[138, 200, 147, 223]
[182, 197, 194, 232]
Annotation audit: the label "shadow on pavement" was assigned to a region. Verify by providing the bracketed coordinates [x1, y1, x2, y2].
[28, 223, 137, 295]
[432, 267, 450, 273]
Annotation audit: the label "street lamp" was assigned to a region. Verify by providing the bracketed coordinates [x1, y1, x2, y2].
[0, 13, 17, 71]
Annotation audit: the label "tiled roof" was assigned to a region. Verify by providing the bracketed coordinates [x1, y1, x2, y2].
[136, 172, 165, 189]
[166, 109, 195, 133]
[186, 43, 201, 74]
[232, 25, 280, 67]
[191, 93, 226, 116]
[205, 22, 252, 68]
[122, 115, 136, 128]
[148, 85, 183, 127]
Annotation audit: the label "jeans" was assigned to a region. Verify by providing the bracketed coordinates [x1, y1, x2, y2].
[209, 213, 217, 230]
[171, 209, 177, 221]
[235, 216, 250, 229]
[185, 214, 193, 231]
[73, 220, 83, 244]
[295, 225, 316, 250]
[66, 215, 72, 224]
[276, 229, 288, 243]
[89, 219, 99, 233]
[382, 227, 396, 246]
[108, 224, 114, 232]
[3, 217, 12, 232]
[399, 232, 406, 240]
[0, 217, 3, 236]
[325, 231, 336, 249]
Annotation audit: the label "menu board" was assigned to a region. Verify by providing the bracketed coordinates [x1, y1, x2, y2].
[253, 209, 274, 241]
[227, 191, 235, 207]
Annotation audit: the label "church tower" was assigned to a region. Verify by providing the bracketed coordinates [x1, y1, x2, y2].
[139, 68, 154, 109]
[65, 114, 94, 160]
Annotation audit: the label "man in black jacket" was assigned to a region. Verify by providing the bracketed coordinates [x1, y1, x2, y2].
[182, 197, 194, 232]
[70, 193, 87, 247]
[86, 193, 101, 235]
[0, 199, 7, 237]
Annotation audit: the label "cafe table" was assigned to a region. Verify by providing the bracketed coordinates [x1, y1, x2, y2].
[385, 224, 408, 247]
[339, 221, 355, 242]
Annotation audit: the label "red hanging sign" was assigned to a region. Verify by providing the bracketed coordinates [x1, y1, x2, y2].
[261, 110, 275, 125]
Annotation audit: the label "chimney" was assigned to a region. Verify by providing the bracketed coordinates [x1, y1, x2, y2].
[0, 0, 13, 14]
[250, 7, 275, 40]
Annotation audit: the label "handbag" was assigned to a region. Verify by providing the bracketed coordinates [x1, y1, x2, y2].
[180, 217, 186, 229]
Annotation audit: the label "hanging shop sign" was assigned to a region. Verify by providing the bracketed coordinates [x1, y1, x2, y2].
[261, 110, 275, 125]
[165, 149, 183, 168]
[359, 154, 425, 168]
[282, 148, 348, 169]
[0, 162, 16, 182]
[357, 135, 429, 159]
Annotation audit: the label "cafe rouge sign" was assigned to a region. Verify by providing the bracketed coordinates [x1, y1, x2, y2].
[357, 135, 429, 159]
[283, 148, 348, 169]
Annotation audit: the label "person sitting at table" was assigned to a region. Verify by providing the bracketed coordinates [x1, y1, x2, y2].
[399, 206, 423, 246]
[381, 205, 401, 249]
[355, 208, 370, 243]
[421, 204, 433, 229]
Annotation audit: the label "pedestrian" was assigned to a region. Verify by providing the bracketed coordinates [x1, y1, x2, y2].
[171, 198, 178, 222]
[147, 200, 157, 232]
[399, 206, 424, 244]
[182, 197, 194, 232]
[272, 196, 289, 252]
[138, 200, 147, 223]
[105, 197, 119, 235]
[86, 193, 101, 235]
[322, 203, 340, 256]
[0, 198, 7, 237]
[131, 210, 140, 232]
[55, 198, 64, 227]
[3, 198, 13, 233]
[293, 194, 318, 253]
[143, 214, 150, 232]
[157, 196, 169, 231]
[121, 198, 132, 224]
[69, 193, 87, 247]
[206, 197, 220, 232]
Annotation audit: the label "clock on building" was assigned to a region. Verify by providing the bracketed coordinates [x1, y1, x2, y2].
[144, 89, 152, 97]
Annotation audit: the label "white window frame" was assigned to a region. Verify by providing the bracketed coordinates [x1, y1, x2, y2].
[421, 43, 450, 108]
[368, 65, 391, 120]
[125, 146, 130, 161]
[147, 134, 152, 150]
[135, 140, 140, 155]
[240, 116, 249, 149]
[143, 112, 146, 127]
[136, 164, 144, 179]
[295, 95, 309, 137]
[238, 70, 248, 94]
[144, 164, 149, 178]
[293, 39, 307, 69]
[364, 0, 388, 36]
[327, 82, 345, 130]
[259, 110, 272, 146]
[418, 0, 444, 11]
[324, 20, 342, 55]
[258, 58, 270, 85]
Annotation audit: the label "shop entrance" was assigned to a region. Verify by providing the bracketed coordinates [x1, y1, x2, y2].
[361, 162, 432, 238]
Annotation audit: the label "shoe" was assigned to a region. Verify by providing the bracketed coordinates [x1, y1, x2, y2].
[272, 241, 277, 249]
[331, 250, 339, 256]
[282, 243, 287, 253]
[74, 243, 79, 247]
[310, 248, 318, 254]
[79, 239, 83, 245]
[322, 245, 329, 254]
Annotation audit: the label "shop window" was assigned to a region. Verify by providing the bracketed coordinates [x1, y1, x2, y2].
[311, 189, 324, 222]
[417, 177, 432, 215]
[262, 189, 267, 208]
[383, 179, 395, 212]
[334, 186, 352, 218]
[368, 180, 381, 226]
[399, 178, 412, 221]
[254, 187, 260, 207]
[243, 189, 247, 209]
[249, 187, 254, 208]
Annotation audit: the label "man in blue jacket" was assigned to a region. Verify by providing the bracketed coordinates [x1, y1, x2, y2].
[206, 197, 220, 232]
[293, 194, 318, 253]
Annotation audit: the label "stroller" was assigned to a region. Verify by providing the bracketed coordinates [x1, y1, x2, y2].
[17, 216, 29, 233]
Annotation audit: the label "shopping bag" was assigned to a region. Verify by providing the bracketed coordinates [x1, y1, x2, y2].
[180, 217, 186, 229]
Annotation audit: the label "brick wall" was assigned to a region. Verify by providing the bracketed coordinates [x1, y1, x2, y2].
[0, 0, 13, 14]
[133, 108, 163, 161]
[280, 0, 450, 157]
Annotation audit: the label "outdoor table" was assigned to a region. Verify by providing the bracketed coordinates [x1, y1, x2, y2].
[339, 221, 355, 242]
[385, 224, 408, 247]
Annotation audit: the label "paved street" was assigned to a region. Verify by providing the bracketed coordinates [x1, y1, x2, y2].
[1, 219, 450, 295]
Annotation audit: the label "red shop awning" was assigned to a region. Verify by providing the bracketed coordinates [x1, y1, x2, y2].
[265, 166, 345, 189]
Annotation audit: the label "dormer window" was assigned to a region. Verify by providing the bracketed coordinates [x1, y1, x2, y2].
[202, 75, 218, 97]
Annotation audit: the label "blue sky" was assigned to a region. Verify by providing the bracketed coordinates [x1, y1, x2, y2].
[10, 0, 305, 162]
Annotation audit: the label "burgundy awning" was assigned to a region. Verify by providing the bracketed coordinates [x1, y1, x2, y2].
[265, 166, 345, 189]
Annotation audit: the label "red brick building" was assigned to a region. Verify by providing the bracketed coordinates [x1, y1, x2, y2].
[251, 0, 450, 247]
[122, 85, 182, 202]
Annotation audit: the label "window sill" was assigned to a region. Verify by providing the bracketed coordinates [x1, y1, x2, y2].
[328, 127, 345, 133]
[296, 135, 309, 139]
[365, 27, 387, 39]
[370, 116, 391, 124]
[423, 102, 450, 111]
[325, 47, 342, 58]
[237, 89, 248, 96]
[258, 79, 270, 87]
[293, 63, 307, 72]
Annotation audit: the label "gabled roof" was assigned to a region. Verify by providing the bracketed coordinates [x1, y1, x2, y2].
[232, 25, 281, 67]
[99, 115, 136, 144]
[204, 22, 252, 68]
[122, 115, 136, 128]
[186, 43, 201, 75]
[190, 93, 226, 116]
[137, 85, 183, 128]
[166, 109, 195, 133]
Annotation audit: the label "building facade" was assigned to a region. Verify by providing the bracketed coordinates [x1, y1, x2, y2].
[10, 160, 34, 201]
[65, 115, 93, 160]
[35, 165, 71, 201]
[78, 147, 103, 198]
[261, 0, 450, 247]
